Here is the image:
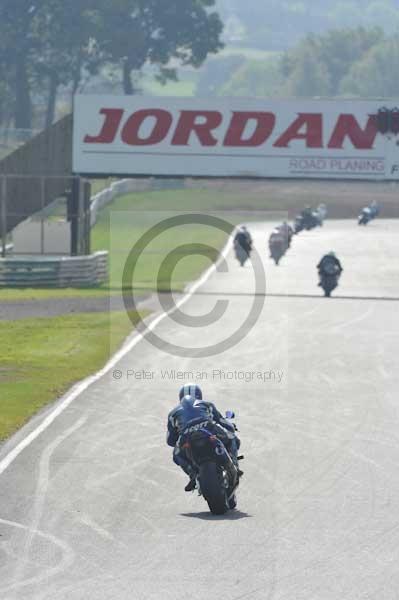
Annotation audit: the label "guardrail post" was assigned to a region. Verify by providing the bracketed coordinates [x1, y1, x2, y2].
[70, 177, 80, 256]
[83, 180, 91, 255]
[40, 176, 45, 254]
[1, 177, 7, 258]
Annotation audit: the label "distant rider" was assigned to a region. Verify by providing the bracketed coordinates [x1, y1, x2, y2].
[278, 221, 293, 246]
[302, 205, 313, 219]
[317, 251, 343, 278]
[234, 225, 253, 253]
[269, 227, 285, 256]
[167, 383, 242, 492]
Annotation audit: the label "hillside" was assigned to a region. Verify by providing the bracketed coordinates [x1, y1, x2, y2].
[217, 0, 399, 49]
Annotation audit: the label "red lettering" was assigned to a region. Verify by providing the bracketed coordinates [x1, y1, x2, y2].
[328, 115, 377, 149]
[223, 112, 275, 146]
[84, 108, 124, 144]
[172, 111, 222, 146]
[121, 109, 172, 145]
[274, 114, 323, 148]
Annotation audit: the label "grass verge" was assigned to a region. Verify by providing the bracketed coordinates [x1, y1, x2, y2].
[0, 310, 146, 441]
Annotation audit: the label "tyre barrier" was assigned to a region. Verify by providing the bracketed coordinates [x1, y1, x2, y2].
[0, 251, 108, 288]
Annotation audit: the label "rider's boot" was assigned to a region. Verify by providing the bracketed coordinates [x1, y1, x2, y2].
[184, 477, 197, 492]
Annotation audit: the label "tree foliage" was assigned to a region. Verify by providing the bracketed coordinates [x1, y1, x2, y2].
[219, 57, 283, 97]
[96, 0, 223, 95]
[216, 0, 399, 49]
[0, 0, 223, 129]
[281, 28, 385, 97]
[214, 26, 398, 100]
[196, 54, 246, 96]
[340, 37, 399, 97]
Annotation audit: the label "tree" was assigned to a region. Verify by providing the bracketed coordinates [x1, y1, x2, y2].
[196, 54, 245, 96]
[0, 0, 103, 128]
[282, 46, 331, 97]
[280, 27, 385, 97]
[96, 0, 224, 95]
[33, 2, 104, 127]
[340, 36, 399, 97]
[0, 1, 40, 129]
[0, 0, 223, 129]
[315, 27, 384, 92]
[216, 0, 399, 51]
[220, 57, 283, 97]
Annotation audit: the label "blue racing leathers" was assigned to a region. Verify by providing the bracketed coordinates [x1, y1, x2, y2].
[167, 397, 239, 477]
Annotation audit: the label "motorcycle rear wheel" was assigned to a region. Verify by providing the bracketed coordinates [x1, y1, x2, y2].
[199, 462, 229, 515]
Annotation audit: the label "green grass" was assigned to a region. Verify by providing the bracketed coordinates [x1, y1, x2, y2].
[0, 310, 145, 440]
[92, 189, 280, 292]
[91, 178, 117, 195]
[0, 288, 118, 301]
[94, 186, 294, 214]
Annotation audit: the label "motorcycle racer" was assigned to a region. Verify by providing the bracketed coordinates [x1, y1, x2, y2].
[234, 225, 253, 253]
[167, 384, 241, 492]
[317, 251, 343, 275]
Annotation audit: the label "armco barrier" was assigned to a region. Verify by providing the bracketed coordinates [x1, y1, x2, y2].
[90, 179, 153, 226]
[90, 178, 185, 226]
[0, 251, 108, 287]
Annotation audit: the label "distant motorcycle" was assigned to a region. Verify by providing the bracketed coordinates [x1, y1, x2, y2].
[294, 211, 319, 233]
[305, 212, 321, 230]
[358, 207, 372, 226]
[235, 243, 250, 266]
[269, 228, 289, 265]
[234, 227, 252, 266]
[318, 260, 341, 297]
[179, 414, 242, 515]
[294, 215, 305, 234]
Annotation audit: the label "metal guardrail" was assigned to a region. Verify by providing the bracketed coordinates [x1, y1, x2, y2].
[0, 251, 108, 288]
[90, 178, 185, 226]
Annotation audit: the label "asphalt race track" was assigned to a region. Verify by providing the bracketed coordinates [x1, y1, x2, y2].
[1, 219, 398, 600]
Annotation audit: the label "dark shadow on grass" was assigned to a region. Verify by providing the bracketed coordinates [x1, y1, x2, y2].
[113, 287, 399, 303]
[178, 290, 399, 302]
[180, 510, 251, 521]
[264, 292, 399, 302]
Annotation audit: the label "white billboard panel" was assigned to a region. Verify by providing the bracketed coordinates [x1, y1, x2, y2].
[73, 95, 398, 180]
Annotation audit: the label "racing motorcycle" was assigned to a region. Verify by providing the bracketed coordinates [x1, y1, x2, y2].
[318, 261, 341, 297]
[305, 211, 322, 230]
[179, 413, 242, 515]
[234, 243, 250, 266]
[293, 215, 305, 234]
[358, 207, 372, 226]
[269, 238, 286, 265]
[293, 212, 319, 233]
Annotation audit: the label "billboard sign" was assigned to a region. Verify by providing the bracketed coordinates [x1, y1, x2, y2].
[73, 95, 398, 180]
